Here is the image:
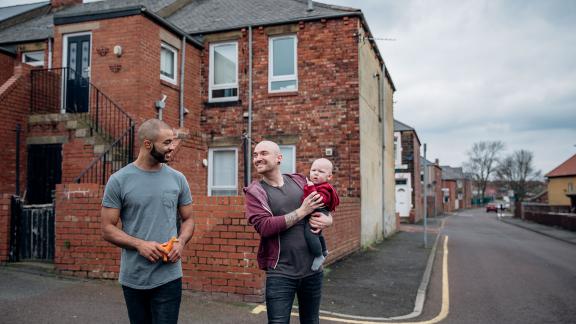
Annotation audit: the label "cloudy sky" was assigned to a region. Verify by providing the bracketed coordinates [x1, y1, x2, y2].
[3, 0, 576, 173]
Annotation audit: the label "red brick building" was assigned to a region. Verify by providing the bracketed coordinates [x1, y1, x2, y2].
[393, 119, 423, 223]
[425, 158, 443, 218]
[0, 0, 396, 301]
[441, 166, 473, 213]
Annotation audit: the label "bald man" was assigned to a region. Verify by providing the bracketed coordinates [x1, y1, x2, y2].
[101, 119, 194, 324]
[244, 140, 333, 324]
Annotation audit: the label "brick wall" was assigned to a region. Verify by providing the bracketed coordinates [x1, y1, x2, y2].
[0, 194, 12, 262]
[53, 183, 360, 300]
[0, 64, 31, 196]
[0, 51, 15, 86]
[200, 17, 360, 197]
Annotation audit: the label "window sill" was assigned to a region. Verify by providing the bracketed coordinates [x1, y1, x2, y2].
[267, 91, 299, 98]
[204, 100, 242, 108]
[160, 79, 179, 90]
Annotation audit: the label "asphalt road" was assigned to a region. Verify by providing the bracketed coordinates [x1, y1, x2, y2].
[419, 209, 576, 324]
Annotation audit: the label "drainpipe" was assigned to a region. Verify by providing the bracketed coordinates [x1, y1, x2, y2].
[179, 35, 186, 128]
[379, 64, 387, 237]
[244, 25, 253, 187]
[47, 38, 53, 69]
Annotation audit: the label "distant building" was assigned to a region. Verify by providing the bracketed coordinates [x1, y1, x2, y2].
[394, 120, 422, 223]
[545, 153, 576, 207]
[441, 166, 472, 212]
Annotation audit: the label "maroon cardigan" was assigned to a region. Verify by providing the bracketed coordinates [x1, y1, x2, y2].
[303, 182, 340, 212]
[243, 173, 307, 270]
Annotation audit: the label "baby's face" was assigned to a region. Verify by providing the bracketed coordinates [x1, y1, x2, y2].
[309, 160, 333, 184]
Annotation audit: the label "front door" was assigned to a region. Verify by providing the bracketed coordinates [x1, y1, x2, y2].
[396, 186, 411, 218]
[65, 34, 90, 113]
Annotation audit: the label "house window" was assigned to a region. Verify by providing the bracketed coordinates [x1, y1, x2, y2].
[22, 51, 44, 67]
[394, 132, 402, 166]
[209, 42, 238, 102]
[269, 35, 297, 92]
[279, 145, 296, 174]
[160, 43, 178, 84]
[208, 148, 237, 196]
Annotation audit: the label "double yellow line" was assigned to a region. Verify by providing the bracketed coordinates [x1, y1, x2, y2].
[251, 236, 451, 324]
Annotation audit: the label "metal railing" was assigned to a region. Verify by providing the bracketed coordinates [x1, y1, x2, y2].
[74, 125, 135, 184]
[30, 68, 135, 184]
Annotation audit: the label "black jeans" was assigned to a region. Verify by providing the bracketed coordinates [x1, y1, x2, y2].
[122, 278, 182, 324]
[265, 272, 323, 324]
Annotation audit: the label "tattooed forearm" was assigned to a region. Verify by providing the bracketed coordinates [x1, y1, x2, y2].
[284, 210, 302, 228]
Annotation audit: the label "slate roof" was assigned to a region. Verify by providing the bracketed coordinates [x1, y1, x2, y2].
[394, 119, 414, 132]
[546, 153, 576, 178]
[167, 0, 359, 34]
[0, 1, 48, 22]
[0, 0, 359, 44]
[441, 166, 465, 180]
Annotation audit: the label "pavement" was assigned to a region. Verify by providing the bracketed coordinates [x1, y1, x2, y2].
[2, 212, 573, 323]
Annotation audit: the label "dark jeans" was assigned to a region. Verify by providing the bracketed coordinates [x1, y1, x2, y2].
[266, 272, 323, 324]
[122, 278, 182, 324]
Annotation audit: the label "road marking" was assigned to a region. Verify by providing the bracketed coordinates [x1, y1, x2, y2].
[250, 236, 451, 324]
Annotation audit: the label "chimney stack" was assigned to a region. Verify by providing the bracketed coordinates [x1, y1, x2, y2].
[51, 0, 82, 10]
[435, 159, 439, 166]
[307, 0, 314, 12]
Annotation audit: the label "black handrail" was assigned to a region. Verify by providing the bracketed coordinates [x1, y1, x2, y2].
[30, 68, 135, 184]
[74, 125, 135, 184]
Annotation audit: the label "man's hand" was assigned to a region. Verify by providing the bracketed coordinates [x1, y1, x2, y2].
[309, 212, 333, 234]
[136, 241, 166, 263]
[167, 241, 184, 263]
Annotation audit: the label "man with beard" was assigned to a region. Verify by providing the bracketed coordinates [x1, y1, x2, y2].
[244, 140, 333, 323]
[101, 119, 194, 324]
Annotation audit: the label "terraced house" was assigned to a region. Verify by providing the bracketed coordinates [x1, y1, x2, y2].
[0, 0, 396, 301]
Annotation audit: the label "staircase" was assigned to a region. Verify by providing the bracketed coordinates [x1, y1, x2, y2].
[29, 68, 134, 185]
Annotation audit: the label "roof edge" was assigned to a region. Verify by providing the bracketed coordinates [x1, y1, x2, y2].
[53, 5, 203, 49]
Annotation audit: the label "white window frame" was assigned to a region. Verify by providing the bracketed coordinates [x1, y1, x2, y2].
[279, 145, 296, 174]
[268, 35, 298, 93]
[160, 42, 178, 85]
[209, 41, 238, 102]
[22, 51, 45, 67]
[394, 132, 403, 167]
[208, 147, 238, 196]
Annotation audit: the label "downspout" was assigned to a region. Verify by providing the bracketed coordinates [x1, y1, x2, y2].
[179, 35, 186, 128]
[244, 25, 253, 187]
[47, 38, 52, 69]
[379, 64, 387, 237]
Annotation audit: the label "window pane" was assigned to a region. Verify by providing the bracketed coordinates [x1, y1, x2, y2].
[212, 150, 235, 186]
[271, 80, 297, 91]
[272, 38, 294, 76]
[280, 146, 295, 174]
[161, 47, 174, 78]
[212, 88, 238, 98]
[214, 44, 236, 85]
[211, 189, 237, 196]
[24, 51, 43, 63]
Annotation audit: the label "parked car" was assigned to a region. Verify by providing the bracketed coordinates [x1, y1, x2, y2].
[486, 202, 498, 212]
[486, 200, 506, 213]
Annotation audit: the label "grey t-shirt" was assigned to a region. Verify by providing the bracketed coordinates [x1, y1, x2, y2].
[102, 163, 192, 289]
[261, 175, 318, 279]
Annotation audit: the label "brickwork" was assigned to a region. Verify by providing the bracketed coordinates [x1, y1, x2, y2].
[52, 183, 360, 300]
[400, 130, 422, 223]
[0, 194, 12, 262]
[201, 17, 361, 197]
[442, 180, 457, 213]
[0, 51, 15, 86]
[0, 65, 31, 196]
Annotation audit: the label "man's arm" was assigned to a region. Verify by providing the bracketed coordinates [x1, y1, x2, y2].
[101, 207, 165, 263]
[167, 203, 195, 263]
[284, 191, 324, 228]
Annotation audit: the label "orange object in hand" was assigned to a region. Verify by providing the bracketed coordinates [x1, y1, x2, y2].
[161, 236, 179, 262]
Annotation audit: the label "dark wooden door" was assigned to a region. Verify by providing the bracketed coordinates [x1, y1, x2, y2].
[66, 34, 90, 113]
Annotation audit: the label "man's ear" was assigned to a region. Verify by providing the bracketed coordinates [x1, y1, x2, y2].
[144, 139, 152, 149]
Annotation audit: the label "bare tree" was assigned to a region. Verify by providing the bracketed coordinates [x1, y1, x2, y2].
[464, 141, 505, 201]
[496, 149, 541, 202]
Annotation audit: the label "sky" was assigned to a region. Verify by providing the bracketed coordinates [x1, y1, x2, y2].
[2, 0, 576, 174]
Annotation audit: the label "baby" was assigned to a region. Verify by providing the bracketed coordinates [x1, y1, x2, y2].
[302, 158, 340, 271]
